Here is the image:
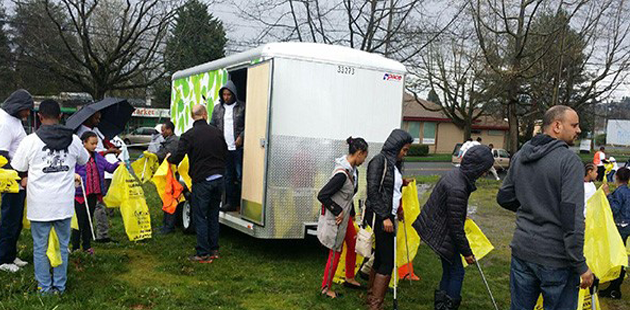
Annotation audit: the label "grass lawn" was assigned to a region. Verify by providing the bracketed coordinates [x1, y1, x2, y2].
[2, 177, 630, 309]
[404, 154, 453, 162]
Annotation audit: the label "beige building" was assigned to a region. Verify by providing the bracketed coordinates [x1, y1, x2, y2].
[402, 93, 509, 154]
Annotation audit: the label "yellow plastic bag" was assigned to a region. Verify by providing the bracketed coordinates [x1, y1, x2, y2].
[104, 165, 152, 241]
[46, 227, 62, 268]
[22, 198, 30, 229]
[151, 160, 184, 212]
[0, 156, 20, 193]
[71, 212, 79, 230]
[462, 219, 494, 266]
[177, 155, 192, 191]
[534, 288, 600, 310]
[130, 151, 159, 183]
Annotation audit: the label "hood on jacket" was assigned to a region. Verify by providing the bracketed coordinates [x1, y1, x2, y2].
[219, 81, 239, 105]
[335, 155, 353, 172]
[381, 129, 414, 165]
[519, 134, 567, 164]
[460, 145, 495, 181]
[2, 89, 34, 118]
[36, 124, 74, 151]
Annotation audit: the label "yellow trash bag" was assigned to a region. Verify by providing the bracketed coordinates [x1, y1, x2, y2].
[462, 219, 494, 266]
[130, 151, 159, 183]
[46, 227, 63, 268]
[177, 155, 193, 191]
[534, 288, 600, 310]
[104, 165, 152, 241]
[584, 188, 627, 282]
[603, 162, 614, 183]
[0, 156, 21, 193]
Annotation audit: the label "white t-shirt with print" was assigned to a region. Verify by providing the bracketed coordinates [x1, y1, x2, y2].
[0, 108, 27, 159]
[223, 104, 236, 151]
[12, 134, 89, 221]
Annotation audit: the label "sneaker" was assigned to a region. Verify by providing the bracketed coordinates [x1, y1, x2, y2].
[0, 263, 20, 273]
[209, 251, 220, 260]
[85, 248, 95, 255]
[13, 257, 28, 267]
[188, 255, 213, 263]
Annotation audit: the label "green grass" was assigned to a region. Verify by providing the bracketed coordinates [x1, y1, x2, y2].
[404, 154, 453, 162]
[2, 178, 630, 309]
[578, 151, 630, 164]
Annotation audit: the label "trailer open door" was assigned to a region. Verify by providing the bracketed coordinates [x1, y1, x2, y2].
[241, 60, 272, 225]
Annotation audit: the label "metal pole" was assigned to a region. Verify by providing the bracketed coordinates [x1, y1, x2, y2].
[80, 179, 96, 240]
[393, 224, 398, 310]
[402, 221, 412, 285]
[475, 260, 499, 310]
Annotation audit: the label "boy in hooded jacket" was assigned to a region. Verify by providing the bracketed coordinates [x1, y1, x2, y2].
[412, 145, 494, 310]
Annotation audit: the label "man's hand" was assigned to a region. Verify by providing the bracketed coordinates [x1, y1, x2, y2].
[74, 174, 81, 187]
[235, 135, 243, 148]
[465, 255, 476, 265]
[397, 207, 404, 222]
[20, 177, 27, 188]
[383, 218, 394, 233]
[580, 269, 595, 289]
[335, 211, 344, 226]
[118, 162, 125, 167]
[402, 178, 412, 186]
[106, 147, 121, 155]
[602, 183, 610, 195]
[165, 153, 171, 160]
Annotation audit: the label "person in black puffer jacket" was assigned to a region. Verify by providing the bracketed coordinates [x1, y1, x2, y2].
[365, 129, 413, 310]
[412, 145, 494, 310]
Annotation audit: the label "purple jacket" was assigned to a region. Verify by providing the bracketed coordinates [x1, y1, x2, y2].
[75, 152, 119, 197]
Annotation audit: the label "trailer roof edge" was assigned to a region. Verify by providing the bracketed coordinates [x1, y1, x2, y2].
[172, 42, 407, 81]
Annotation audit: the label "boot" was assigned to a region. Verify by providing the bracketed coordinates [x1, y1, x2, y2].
[444, 294, 462, 310]
[365, 268, 377, 305]
[434, 290, 448, 310]
[368, 273, 390, 310]
[600, 267, 625, 299]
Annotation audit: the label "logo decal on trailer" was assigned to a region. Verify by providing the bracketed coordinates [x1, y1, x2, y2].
[383, 73, 402, 82]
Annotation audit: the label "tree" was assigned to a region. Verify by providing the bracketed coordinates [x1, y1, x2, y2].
[426, 89, 441, 104]
[470, 0, 630, 154]
[0, 5, 14, 99]
[14, 0, 176, 100]
[153, 0, 227, 107]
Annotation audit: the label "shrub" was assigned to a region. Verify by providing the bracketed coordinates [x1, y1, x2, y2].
[595, 134, 607, 146]
[408, 144, 429, 156]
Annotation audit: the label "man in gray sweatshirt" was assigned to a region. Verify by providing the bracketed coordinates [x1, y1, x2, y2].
[497, 105, 594, 310]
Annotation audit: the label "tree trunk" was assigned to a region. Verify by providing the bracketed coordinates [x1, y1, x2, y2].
[463, 120, 472, 141]
[507, 98, 519, 155]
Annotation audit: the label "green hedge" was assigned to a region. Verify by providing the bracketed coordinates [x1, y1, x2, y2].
[408, 144, 429, 156]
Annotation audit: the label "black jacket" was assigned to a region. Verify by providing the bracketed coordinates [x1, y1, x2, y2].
[168, 120, 227, 183]
[412, 145, 494, 263]
[366, 129, 413, 224]
[210, 81, 245, 145]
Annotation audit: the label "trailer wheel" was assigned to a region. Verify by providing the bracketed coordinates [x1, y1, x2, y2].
[181, 201, 195, 234]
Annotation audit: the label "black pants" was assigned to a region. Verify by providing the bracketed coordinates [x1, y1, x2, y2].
[373, 216, 395, 276]
[71, 194, 97, 251]
[597, 166, 606, 182]
[0, 191, 26, 264]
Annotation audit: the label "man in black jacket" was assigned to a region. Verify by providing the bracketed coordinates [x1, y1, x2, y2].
[497, 105, 594, 310]
[169, 105, 227, 262]
[210, 81, 245, 212]
[412, 145, 494, 310]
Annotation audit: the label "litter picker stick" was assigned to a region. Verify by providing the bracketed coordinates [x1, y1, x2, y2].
[393, 224, 398, 310]
[590, 276, 600, 310]
[141, 156, 147, 181]
[80, 179, 96, 240]
[475, 260, 499, 310]
[402, 221, 413, 285]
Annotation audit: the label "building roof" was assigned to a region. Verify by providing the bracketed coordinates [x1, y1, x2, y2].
[402, 92, 509, 130]
[173, 42, 406, 80]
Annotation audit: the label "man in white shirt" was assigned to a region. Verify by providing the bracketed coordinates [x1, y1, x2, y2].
[0, 89, 33, 273]
[12, 100, 89, 294]
[210, 81, 245, 212]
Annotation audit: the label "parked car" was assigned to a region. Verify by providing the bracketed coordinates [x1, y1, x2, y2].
[451, 143, 511, 171]
[121, 127, 158, 146]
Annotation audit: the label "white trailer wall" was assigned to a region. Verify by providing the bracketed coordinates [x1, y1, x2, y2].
[607, 120, 630, 146]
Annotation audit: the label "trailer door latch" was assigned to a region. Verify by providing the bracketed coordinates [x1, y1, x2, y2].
[259, 138, 266, 148]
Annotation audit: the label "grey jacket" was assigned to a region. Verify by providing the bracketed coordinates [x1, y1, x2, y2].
[210, 81, 245, 145]
[317, 156, 356, 251]
[155, 134, 179, 163]
[497, 134, 587, 274]
[2, 89, 33, 117]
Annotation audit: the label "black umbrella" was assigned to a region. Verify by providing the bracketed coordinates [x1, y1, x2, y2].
[66, 98, 135, 138]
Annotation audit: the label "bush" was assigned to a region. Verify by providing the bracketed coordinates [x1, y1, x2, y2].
[595, 134, 607, 146]
[408, 144, 429, 156]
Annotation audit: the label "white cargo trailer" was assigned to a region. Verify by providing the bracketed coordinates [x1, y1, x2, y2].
[170, 42, 406, 239]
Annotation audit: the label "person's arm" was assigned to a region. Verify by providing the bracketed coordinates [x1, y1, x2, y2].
[317, 173, 347, 216]
[446, 188, 473, 257]
[366, 155, 393, 221]
[608, 189, 623, 217]
[99, 153, 120, 173]
[209, 105, 218, 127]
[10, 137, 30, 173]
[560, 156, 588, 275]
[168, 134, 189, 165]
[497, 153, 520, 212]
[155, 145, 167, 163]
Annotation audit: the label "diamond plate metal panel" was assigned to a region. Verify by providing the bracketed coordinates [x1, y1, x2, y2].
[257, 135, 384, 239]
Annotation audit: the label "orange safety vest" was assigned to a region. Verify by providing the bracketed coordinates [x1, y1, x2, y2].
[162, 164, 184, 214]
[593, 151, 604, 165]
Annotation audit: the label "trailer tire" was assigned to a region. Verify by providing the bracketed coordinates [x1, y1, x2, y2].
[180, 200, 195, 234]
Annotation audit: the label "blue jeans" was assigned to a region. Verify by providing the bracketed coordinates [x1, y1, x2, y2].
[0, 191, 26, 264]
[440, 256, 465, 299]
[510, 256, 580, 310]
[224, 149, 243, 207]
[31, 218, 72, 293]
[191, 178, 223, 256]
